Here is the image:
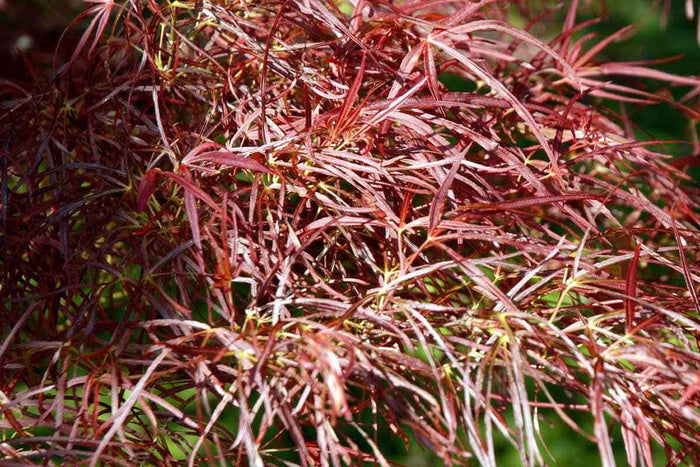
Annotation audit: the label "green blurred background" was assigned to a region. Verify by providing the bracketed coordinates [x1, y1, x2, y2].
[1, 0, 698, 465]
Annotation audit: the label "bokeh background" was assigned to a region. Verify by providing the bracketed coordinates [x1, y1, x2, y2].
[2, 0, 698, 465]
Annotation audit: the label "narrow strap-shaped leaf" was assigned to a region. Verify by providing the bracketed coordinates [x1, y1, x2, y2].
[187, 151, 271, 173]
[462, 193, 602, 212]
[625, 243, 641, 334]
[428, 156, 461, 233]
[337, 52, 367, 134]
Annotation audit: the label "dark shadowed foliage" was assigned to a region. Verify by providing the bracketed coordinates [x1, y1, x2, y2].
[1, 0, 700, 465]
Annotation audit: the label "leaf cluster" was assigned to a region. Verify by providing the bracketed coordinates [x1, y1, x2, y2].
[2, 1, 700, 465]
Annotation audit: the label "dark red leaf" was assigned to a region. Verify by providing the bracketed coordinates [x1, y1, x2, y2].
[136, 169, 158, 212]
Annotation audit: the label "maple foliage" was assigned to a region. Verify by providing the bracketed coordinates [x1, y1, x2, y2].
[2, 1, 700, 465]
